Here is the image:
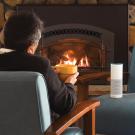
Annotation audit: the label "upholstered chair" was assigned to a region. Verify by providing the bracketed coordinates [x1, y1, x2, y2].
[0, 71, 100, 135]
[95, 47, 135, 135]
[128, 46, 135, 92]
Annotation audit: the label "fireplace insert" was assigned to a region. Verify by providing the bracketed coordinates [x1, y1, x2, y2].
[37, 24, 114, 74]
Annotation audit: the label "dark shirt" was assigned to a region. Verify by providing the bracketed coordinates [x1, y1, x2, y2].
[0, 51, 77, 116]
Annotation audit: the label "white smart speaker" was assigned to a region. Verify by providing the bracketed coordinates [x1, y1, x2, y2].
[110, 63, 123, 98]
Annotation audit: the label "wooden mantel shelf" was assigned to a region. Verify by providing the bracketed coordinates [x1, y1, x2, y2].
[77, 71, 109, 84]
[76, 71, 128, 101]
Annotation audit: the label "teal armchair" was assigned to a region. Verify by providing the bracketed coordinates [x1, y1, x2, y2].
[0, 71, 100, 135]
[95, 46, 135, 135]
[128, 46, 135, 92]
[96, 94, 135, 135]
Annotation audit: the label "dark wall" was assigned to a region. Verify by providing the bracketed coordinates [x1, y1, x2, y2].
[17, 5, 128, 70]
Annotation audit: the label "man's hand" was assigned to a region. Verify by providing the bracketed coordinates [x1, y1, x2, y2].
[64, 72, 79, 85]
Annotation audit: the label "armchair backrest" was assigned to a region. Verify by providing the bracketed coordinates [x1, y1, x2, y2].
[0, 71, 51, 135]
[128, 46, 135, 92]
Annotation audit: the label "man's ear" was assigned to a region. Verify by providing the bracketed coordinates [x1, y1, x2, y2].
[27, 44, 38, 54]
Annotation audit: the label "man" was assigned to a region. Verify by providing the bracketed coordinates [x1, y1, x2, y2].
[0, 12, 79, 117]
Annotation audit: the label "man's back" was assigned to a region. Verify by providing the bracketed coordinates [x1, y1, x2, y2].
[1, 12, 78, 118]
[0, 51, 48, 71]
[0, 51, 77, 117]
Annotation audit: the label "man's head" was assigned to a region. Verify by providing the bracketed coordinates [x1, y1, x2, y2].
[4, 12, 44, 54]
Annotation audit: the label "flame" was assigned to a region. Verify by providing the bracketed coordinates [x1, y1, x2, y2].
[60, 53, 77, 65]
[78, 56, 90, 67]
[59, 50, 90, 67]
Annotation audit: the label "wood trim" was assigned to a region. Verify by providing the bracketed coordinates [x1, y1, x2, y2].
[77, 71, 128, 84]
[92, 109, 96, 135]
[45, 100, 100, 135]
[84, 110, 91, 135]
[77, 72, 109, 84]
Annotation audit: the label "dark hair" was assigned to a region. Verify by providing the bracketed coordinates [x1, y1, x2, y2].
[4, 12, 44, 52]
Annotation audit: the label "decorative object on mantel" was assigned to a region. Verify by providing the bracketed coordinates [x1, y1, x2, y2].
[3, 0, 23, 7]
[0, 3, 5, 29]
[110, 64, 123, 98]
[46, 0, 75, 4]
[78, 0, 97, 4]
[5, 9, 15, 20]
[98, 0, 128, 4]
[23, 0, 46, 4]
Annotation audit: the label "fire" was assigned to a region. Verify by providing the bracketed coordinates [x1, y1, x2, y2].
[78, 56, 90, 67]
[59, 50, 77, 65]
[59, 50, 90, 67]
[60, 53, 77, 65]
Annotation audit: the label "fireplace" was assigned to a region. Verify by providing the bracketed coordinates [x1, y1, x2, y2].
[16, 5, 128, 96]
[17, 5, 128, 71]
[37, 24, 114, 73]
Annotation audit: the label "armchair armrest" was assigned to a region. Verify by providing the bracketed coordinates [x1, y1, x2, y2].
[45, 99, 100, 135]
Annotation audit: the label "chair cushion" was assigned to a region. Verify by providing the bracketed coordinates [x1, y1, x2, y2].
[95, 94, 135, 135]
[63, 127, 83, 135]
